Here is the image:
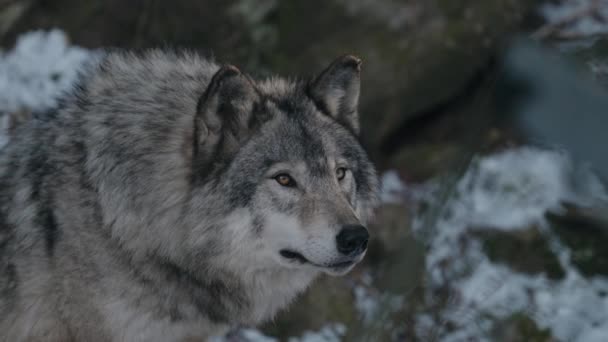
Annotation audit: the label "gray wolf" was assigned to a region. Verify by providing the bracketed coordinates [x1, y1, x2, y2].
[0, 51, 378, 341]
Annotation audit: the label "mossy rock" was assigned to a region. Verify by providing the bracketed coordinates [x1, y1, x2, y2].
[270, 0, 542, 151]
[1, 0, 256, 63]
[547, 204, 608, 277]
[261, 276, 357, 339]
[388, 143, 465, 182]
[492, 313, 555, 342]
[570, 38, 608, 58]
[368, 203, 412, 255]
[2, 0, 543, 158]
[366, 203, 426, 291]
[473, 227, 565, 280]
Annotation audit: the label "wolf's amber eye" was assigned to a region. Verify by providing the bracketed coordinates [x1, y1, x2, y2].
[275, 174, 296, 187]
[336, 167, 347, 181]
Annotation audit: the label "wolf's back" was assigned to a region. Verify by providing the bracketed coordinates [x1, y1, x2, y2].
[0, 49, 221, 271]
[0, 51, 221, 338]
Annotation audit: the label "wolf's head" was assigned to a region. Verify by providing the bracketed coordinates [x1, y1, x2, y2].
[191, 56, 379, 277]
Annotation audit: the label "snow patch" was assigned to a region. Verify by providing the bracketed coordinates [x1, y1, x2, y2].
[445, 148, 606, 231]
[415, 147, 608, 341]
[354, 285, 381, 323]
[288, 324, 346, 342]
[0, 29, 93, 114]
[539, 0, 608, 38]
[211, 324, 347, 342]
[379, 170, 406, 204]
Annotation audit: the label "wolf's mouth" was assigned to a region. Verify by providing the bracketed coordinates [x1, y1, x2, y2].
[279, 249, 355, 269]
[280, 250, 309, 264]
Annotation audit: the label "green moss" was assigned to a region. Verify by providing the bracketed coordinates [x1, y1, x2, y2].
[261, 276, 357, 339]
[548, 209, 608, 277]
[474, 227, 565, 280]
[389, 143, 464, 182]
[492, 313, 554, 341]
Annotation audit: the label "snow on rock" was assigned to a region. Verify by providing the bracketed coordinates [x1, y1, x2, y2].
[539, 0, 608, 38]
[209, 329, 276, 342]
[379, 170, 406, 204]
[414, 147, 608, 341]
[210, 324, 347, 342]
[445, 147, 606, 231]
[0, 29, 93, 115]
[287, 324, 346, 342]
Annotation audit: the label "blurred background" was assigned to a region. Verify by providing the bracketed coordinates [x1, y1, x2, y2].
[2, 0, 608, 341]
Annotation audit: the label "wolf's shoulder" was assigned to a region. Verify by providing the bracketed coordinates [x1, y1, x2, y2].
[71, 50, 218, 114]
[95, 49, 219, 85]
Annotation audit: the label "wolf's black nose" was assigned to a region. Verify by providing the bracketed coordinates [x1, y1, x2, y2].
[336, 225, 369, 255]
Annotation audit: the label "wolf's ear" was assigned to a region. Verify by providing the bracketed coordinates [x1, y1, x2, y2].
[195, 65, 259, 161]
[308, 55, 362, 134]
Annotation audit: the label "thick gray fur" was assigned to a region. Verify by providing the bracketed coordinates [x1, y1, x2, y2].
[0, 50, 378, 341]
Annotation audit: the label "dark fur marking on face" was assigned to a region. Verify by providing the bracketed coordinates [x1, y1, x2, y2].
[227, 180, 257, 208]
[344, 147, 374, 195]
[275, 98, 297, 115]
[270, 191, 296, 213]
[252, 214, 264, 235]
[265, 86, 311, 119]
[297, 120, 328, 178]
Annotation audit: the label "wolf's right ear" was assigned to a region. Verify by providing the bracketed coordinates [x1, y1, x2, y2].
[308, 55, 362, 135]
[194, 65, 260, 161]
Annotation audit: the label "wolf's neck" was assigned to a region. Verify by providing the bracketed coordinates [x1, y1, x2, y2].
[239, 267, 319, 324]
[114, 251, 317, 328]
[156, 258, 318, 326]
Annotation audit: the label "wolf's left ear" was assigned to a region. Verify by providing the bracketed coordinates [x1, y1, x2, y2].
[308, 55, 362, 134]
[195, 65, 260, 162]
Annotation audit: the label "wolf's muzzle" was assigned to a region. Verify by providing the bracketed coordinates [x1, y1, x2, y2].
[336, 225, 369, 256]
